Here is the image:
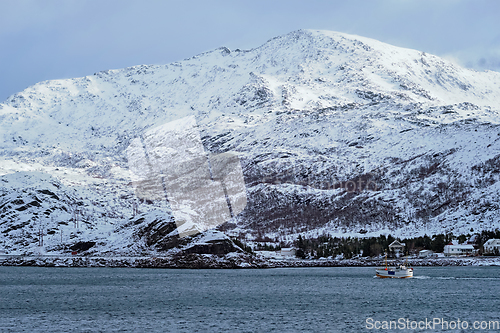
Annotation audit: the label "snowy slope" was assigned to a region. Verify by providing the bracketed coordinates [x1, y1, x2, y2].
[1, 29, 500, 255]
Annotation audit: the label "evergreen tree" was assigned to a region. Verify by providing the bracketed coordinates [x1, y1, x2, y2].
[431, 234, 446, 252]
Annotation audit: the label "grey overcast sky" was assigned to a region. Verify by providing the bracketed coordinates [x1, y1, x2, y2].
[1, 0, 499, 102]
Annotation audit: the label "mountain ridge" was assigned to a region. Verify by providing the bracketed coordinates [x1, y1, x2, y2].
[1, 29, 500, 255]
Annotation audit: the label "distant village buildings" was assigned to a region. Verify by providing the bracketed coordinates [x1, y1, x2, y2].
[280, 248, 296, 257]
[483, 239, 500, 254]
[418, 249, 434, 258]
[388, 240, 405, 257]
[443, 241, 476, 256]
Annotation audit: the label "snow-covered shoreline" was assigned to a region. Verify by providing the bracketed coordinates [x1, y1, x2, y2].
[1, 254, 499, 269]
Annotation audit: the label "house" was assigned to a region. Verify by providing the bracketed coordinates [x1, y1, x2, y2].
[388, 240, 405, 257]
[443, 242, 475, 256]
[280, 248, 296, 257]
[483, 239, 500, 254]
[418, 249, 434, 258]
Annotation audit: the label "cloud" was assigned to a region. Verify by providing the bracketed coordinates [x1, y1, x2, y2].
[475, 52, 500, 71]
[443, 44, 500, 73]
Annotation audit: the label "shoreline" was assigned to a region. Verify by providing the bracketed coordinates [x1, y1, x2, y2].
[1, 254, 500, 269]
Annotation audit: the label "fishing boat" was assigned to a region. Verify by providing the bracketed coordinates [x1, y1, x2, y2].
[375, 254, 413, 279]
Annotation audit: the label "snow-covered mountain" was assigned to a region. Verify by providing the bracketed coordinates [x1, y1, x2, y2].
[1, 29, 500, 255]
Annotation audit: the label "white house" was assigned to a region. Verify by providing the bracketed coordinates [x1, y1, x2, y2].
[389, 240, 405, 257]
[418, 250, 434, 258]
[443, 242, 475, 256]
[280, 248, 296, 257]
[483, 239, 500, 254]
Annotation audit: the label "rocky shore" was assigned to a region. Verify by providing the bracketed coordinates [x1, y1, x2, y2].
[1, 254, 499, 269]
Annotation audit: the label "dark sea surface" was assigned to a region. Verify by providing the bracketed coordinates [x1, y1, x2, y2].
[0, 266, 499, 332]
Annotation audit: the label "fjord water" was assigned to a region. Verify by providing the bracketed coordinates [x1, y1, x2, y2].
[0, 267, 499, 332]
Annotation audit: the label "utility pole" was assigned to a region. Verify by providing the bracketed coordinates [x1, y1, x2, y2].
[38, 218, 44, 247]
[39, 228, 43, 247]
[132, 200, 139, 217]
[75, 209, 80, 229]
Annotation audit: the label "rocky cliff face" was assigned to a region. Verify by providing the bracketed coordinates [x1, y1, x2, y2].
[1, 29, 500, 255]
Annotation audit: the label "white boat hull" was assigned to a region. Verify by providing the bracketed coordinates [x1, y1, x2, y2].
[376, 267, 413, 279]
